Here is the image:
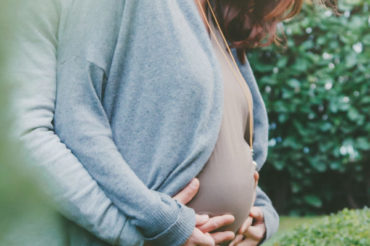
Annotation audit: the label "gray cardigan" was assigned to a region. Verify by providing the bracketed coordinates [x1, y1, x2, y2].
[10, 0, 279, 245]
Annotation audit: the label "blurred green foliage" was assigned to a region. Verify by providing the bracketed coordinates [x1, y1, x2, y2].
[248, 0, 370, 214]
[272, 208, 370, 246]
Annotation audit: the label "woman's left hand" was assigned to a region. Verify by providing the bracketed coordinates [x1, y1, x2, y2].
[229, 206, 266, 246]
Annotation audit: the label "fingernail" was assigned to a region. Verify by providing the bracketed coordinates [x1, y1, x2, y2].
[191, 178, 199, 188]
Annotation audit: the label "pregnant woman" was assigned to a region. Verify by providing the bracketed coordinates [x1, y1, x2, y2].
[53, 0, 279, 245]
[10, 0, 340, 245]
[187, 1, 260, 235]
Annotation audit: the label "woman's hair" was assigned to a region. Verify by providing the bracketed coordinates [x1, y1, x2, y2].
[210, 0, 338, 64]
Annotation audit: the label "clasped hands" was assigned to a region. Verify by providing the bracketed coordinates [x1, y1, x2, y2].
[175, 172, 266, 246]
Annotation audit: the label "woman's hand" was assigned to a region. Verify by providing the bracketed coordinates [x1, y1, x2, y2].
[183, 218, 214, 246]
[174, 178, 236, 245]
[229, 172, 265, 246]
[183, 213, 236, 246]
[229, 206, 266, 246]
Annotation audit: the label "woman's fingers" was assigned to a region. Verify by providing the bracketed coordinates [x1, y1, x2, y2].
[230, 207, 266, 246]
[196, 214, 210, 226]
[194, 232, 215, 246]
[233, 238, 257, 246]
[228, 234, 244, 246]
[198, 214, 235, 233]
[243, 223, 266, 241]
[184, 228, 215, 246]
[239, 216, 253, 234]
[173, 178, 200, 205]
[210, 231, 235, 244]
[201, 233, 216, 246]
[249, 207, 264, 223]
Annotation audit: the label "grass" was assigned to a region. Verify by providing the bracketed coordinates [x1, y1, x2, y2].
[264, 216, 321, 246]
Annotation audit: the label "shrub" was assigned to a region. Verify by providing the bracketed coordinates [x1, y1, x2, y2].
[248, 0, 370, 214]
[272, 208, 370, 246]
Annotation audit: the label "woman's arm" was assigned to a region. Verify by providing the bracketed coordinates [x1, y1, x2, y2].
[54, 52, 194, 246]
[7, 0, 147, 245]
[12, 0, 195, 245]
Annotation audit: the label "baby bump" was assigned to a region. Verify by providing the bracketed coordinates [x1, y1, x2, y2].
[187, 139, 256, 233]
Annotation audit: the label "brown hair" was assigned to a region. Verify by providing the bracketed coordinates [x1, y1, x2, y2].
[209, 0, 338, 64]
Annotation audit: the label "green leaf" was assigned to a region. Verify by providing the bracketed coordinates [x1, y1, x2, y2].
[304, 195, 323, 208]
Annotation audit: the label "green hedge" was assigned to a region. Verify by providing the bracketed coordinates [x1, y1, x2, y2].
[248, 0, 370, 214]
[272, 208, 370, 246]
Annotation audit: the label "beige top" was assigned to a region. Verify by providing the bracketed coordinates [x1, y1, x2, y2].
[187, 14, 256, 233]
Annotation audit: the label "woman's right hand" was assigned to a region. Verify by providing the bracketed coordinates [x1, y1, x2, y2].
[183, 227, 214, 246]
[174, 178, 236, 245]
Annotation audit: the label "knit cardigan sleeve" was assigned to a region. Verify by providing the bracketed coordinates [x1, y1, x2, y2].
[9, 0, 194, 245]
[255, 187, 280, 242]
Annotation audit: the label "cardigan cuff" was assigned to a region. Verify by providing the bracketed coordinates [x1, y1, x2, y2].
[116, 219, 145, 246]
[260, 205, 279, 244]
[144, 199, 195, 246]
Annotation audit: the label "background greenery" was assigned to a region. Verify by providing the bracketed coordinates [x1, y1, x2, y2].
[249, 0, 370, 215]
[265, 208, 370, 246]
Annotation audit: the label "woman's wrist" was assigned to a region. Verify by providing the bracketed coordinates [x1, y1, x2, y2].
[143, 199, 196, 246]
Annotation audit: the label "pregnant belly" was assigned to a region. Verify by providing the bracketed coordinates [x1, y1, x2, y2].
[187, 140, 256, 233]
